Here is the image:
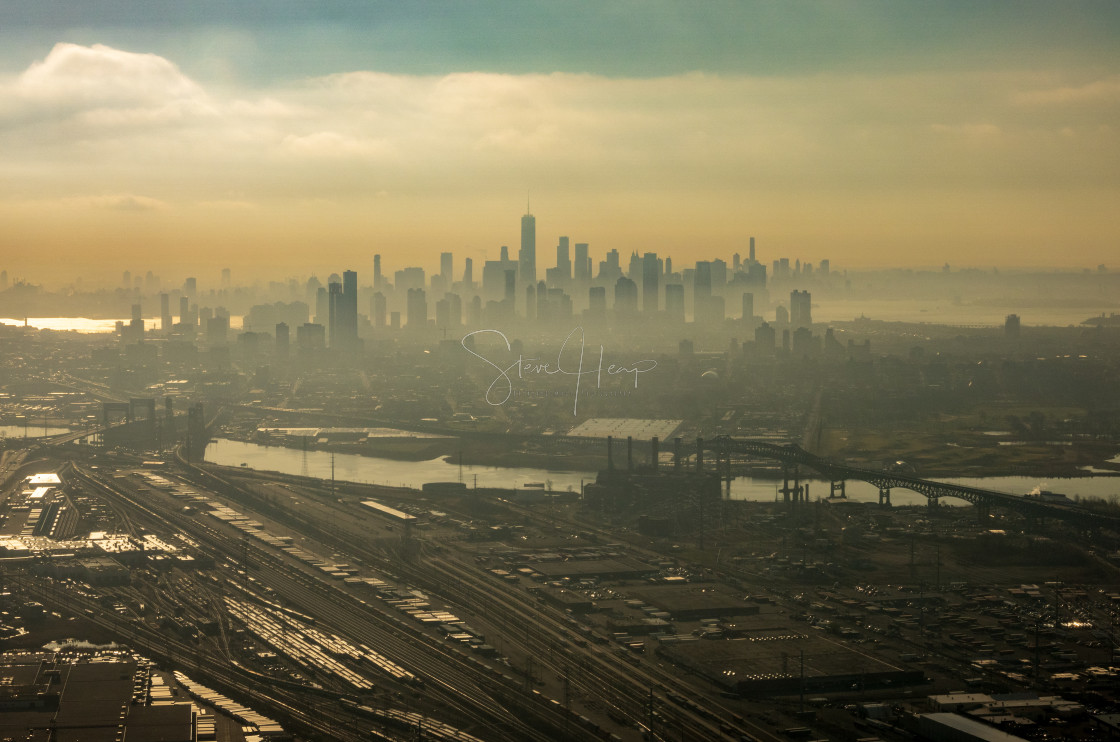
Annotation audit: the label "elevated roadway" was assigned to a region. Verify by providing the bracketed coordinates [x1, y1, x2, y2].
[707, 436, 1120, 528]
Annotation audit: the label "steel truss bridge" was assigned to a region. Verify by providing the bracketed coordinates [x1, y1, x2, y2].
[701, 436, 1120, 528]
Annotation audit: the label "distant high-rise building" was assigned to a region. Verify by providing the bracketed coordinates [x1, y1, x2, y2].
[556, 237, 571, 282]
[206, 315, 229, 346]
[328, 280, 343, 348]
[742, 292, 754, 321]
[394, 267, 425, 292]
[482, 252, 517, 300]
[372, 292, 387, 330]
[754, 321, 775, 353]
[693, 261, 712, 321]
[790, 289, 811, 329]
[297, 322, 325, 350]
[446, 292, 462, 327]
[1005, 313, 1021, 339]
[0, 270, 7, 290]
[598, 249, 622, 283]
[627, 252, 642, 281]
[574, 243, 590, 283]
[519, 208, 536, 284]
[536, 280, 548, 321]
[339, 269, 359, 350]
[160, 293, 171, 331]
[179, 296, 190, 326]
[373, 254, 383, 289]
[275, 322, 289, 357]
[123, 270, 132, 289]
[463, 257, 474, 288]
[711, 259, 727, 291]
[440, 252, 453, 283]
[614, 276, 638, 318]
[749, 237, 756, 263]
[588, 286, 607, 316]
[407, 288, 427, 329]
[665, 284, 685, 322]
[315, 286, 328, 325]
[791, 326, 818, 358]
[642, 252, 660, 313]
[820, 259, 830, 276]
[183, 277, 196, 297]
[221, 268, 231, 287]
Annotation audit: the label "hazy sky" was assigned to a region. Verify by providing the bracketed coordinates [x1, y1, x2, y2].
[1, 2, 1118, 285]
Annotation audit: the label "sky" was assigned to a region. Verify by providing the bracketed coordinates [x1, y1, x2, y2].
[1, 1, 1118, 285]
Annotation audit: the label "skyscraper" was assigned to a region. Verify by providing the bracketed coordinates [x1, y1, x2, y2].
[665, 284, 685, 322]
[275, 322, 289, 357]
[440, 252, 453, 283]
[693, 261, 713, 321]
[327, 280, 342, 348]
[614, 276, 638, 318]
[574, 243, 589, 284]
[519, 207, 536, 284]
[556, 237, 571, 282]
[642, 252, 660, 313]
[742, 292, 755, 321]
[407, 287, 427, 329]
[337, 269, 359, 350]
[790, 289, 812, 329]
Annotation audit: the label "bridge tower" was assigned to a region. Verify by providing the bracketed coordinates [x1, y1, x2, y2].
[878, 487, 892, 507]
[830, 480, 846, 499]
[780, 465, 803, 505]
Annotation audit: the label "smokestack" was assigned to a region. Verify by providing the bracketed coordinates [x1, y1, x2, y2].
[627, 436, 633, 472]
[607, 436, 614, 471]
[651, 437, 659, 471]
[696, 437, 704, 473]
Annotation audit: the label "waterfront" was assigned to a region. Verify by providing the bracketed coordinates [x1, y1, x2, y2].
[0, 316, 245, 333]
[204, 437, 1120, 507]
[0, 424, 71, 438]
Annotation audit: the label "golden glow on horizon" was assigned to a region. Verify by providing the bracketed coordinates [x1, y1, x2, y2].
[0, 43, 1118, 282]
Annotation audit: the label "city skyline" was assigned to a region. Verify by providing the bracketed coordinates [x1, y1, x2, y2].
[1, 3, 1118, 281]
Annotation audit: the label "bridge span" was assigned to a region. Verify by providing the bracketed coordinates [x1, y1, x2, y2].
[704, 436, 1120, 528]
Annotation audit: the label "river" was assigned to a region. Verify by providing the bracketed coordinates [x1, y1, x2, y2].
[0, 424, 72, 439]
[204, 438, 1119, 507]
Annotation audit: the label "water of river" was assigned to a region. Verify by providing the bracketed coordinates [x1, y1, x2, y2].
[0, 424, 71, 439]
[0, 317, 245, 333]
[204, 438, 1119, 507]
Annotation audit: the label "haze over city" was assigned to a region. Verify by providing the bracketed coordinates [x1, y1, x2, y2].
[1, 2, 1119, 283]
[3, 6, 1120, 742]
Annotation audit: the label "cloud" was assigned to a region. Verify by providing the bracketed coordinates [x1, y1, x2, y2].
[0, 42, 1117, 267]
[1013, 75, 1120, 107]
[13, 42, 205, 107]
[91, 194, 165, 211]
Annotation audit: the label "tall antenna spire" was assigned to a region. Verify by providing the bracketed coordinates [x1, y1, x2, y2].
[526, 191, 531, 215]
